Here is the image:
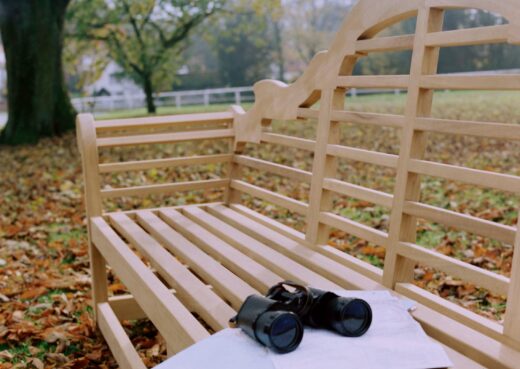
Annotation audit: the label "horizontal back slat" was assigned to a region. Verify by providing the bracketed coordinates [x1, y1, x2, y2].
[97, 128, 234, 148]
[397, 242, 510, 296]
[95, 112, 233, 132]
[331, 111, 406, 128]
[419, 75, 520, 90]
[408, 159, 520, 193]
[230, 180, 309, 215]
[260, 132, 315, 151]
[101, 179, 229, 199]
[424, 24, 510, 47]
[415, 117, 520, 140]
[327, 144, 399, 168]
[395, 283, 505, 343]
[99, 154, 233, 174]
[234, 155, 312, 183]
[323, 179, 394, 208]
[356, 34, 415, 53]
[337, 75, 410, 88]
[403, 201, 517, 245]
[319, 211, 390, 247]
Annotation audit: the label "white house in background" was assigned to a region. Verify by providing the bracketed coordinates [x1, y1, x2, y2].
[84, 61, 142, 97]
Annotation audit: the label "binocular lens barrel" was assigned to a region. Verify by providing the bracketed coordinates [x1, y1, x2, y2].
[332, 298, 372, 337]
[308, 291, 372, 337]
[255, 311, 303, 353]
[233, 295, 303, 354]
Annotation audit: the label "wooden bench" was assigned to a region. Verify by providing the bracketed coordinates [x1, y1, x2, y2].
[77, 0, 520, 367]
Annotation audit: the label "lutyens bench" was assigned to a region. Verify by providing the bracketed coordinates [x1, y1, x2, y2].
[77, 0, 520, 367]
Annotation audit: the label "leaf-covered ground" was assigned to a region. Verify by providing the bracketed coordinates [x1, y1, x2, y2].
[0, 91, 519, 367]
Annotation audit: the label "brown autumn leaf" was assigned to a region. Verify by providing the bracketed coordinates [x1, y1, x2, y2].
[19, 286, 47, 300]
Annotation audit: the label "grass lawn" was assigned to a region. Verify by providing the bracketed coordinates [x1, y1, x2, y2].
[0, 91, 519, 367]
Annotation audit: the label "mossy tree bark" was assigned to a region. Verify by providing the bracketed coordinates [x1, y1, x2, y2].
[0, 0, 76, 145]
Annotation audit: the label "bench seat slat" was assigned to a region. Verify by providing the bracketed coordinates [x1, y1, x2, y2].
[97, 302, 147, 369]
[182, 206, 340, 291]
[135, 210, 258, 309]
[206, 204, 383, 291]
[91, 217, 209, 353]
[108, 212, 235, 331]
[159, 208, 283, 292]
[227, 204, 384, 283]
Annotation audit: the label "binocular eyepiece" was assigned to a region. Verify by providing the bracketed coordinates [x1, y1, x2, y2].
[230, 281, 372, 353]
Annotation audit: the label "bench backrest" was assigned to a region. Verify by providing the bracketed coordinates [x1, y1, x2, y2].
[77, 0, 520, 353]
[228, 0, 520, 350]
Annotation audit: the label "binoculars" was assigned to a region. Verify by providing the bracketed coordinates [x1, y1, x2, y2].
[230, 281, 373, 353]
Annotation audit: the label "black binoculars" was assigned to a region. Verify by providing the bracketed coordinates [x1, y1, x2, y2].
[230, 281, 373, 353]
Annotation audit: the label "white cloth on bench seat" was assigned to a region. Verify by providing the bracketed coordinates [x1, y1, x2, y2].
[156, 291, 452, 369]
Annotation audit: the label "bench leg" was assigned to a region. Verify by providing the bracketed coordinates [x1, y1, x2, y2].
[90, 240, 109, 321]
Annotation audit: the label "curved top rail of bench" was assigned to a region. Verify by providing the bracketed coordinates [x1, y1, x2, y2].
[233, 0, 520, 145]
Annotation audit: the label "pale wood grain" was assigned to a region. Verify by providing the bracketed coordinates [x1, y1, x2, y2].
[383, 6, 445, 288]
[98, 154, 232, 173]
[159, 208, 282, 293]
[135, 210, 257, 309]
[397, 242, 510, 296]
[108, 212, 235, 331]
[233, 155, 312, 183]
[229, 179, 309, 215]
[95, 111, 233, 132]
[327, 144, 399, 168]
[97, 302, 147, 369]
[504, 216, 520, 341]
[424, 24, 510, 47]
[100, 179, 229, 199]
[91, 217, 209, 352]
[76, 114, 109, 318]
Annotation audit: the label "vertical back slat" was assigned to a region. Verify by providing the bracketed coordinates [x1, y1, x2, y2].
[225, 106, 245, 203]
[505, 219, 520, 341]
[306, 56, 359, 245]
[382, 6, 445, 288]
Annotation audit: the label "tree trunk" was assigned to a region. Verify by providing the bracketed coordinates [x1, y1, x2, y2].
[0, 0, 76, 145]
[143, 75, 156, 114]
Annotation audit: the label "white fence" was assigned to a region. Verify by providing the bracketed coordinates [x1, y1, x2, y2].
[72, 86, 255, 113]
[71, 85, 405, 113]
